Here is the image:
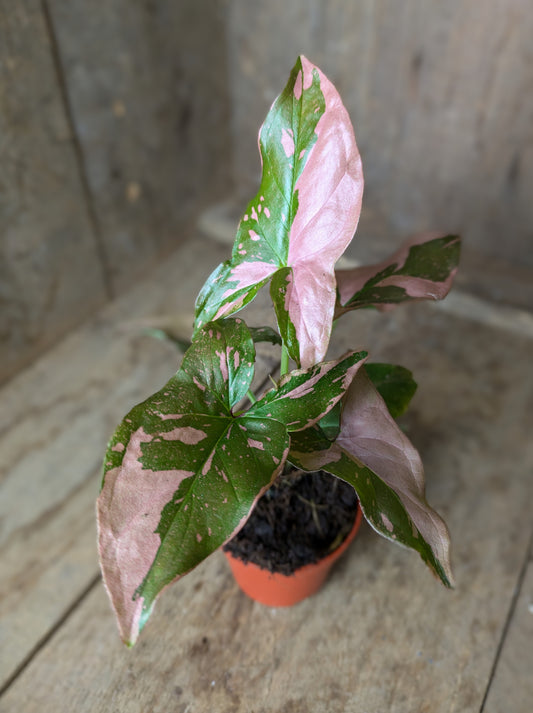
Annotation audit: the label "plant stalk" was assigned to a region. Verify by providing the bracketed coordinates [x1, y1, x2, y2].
[280, 343, 290, 377]
[247, 389, 257, 405]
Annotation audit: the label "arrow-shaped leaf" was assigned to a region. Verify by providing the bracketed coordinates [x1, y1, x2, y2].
[194, 55, 364, 368]
[289, 370, 453, 586]
[335, 233, 460, 314]
[97, 319, 290, 645]
[249, 350, 368, 431]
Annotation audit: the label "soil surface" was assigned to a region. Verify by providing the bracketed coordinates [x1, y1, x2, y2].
[223, 470, 359, 575]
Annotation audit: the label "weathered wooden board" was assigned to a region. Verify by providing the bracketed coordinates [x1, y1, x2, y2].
[483, 556, 533, 713]
[0, 1, 108, 385]
[0, 236, 279, 690]
[2, 244, 532, 710]
[226, 0, 325, 202]
[47, 0, 231, 294]
[226, 0, 533, 292]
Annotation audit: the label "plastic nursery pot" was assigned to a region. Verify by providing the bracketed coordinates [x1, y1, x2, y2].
[224, 503, 363, 607]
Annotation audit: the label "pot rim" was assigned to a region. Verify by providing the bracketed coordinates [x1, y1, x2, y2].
[224, 502, 363, 606]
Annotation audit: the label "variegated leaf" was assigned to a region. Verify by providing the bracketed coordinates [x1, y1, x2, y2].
[248, 350, 368, 431]
[335, 233, 461, 314]
[194, 55, 363, 368]
[289, 370, 453, 587]
[97, 319, 290, 645]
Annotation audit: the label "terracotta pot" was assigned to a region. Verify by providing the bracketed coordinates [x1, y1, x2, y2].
[224, 504, 363, 607]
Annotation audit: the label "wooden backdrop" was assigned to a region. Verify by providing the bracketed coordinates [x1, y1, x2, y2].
[226, 0, 533, 304]
[0, 0, 230, 385]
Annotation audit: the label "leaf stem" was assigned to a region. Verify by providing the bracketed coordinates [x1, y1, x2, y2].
[280, 343, 290, 377]
[247, 389, 257, 405]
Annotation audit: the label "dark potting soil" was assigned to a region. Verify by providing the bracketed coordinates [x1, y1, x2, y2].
[223, 470, 359, 576]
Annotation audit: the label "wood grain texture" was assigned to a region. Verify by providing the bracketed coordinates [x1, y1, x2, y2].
[0, 1, 107, 385]
[0, 236, 279, 689]
[483, 554, 533, 713]
[227, 0, 533, 280]
[1, 236, 533, 710]
[47, 0, 231, 293]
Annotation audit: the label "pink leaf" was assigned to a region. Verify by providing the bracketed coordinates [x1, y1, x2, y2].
[336, 370, 454, 584]
[285, 57, 364, 366]
[97, 427, 197, 645]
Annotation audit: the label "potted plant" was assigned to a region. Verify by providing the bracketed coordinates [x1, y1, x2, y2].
[97, 55, 460, 647]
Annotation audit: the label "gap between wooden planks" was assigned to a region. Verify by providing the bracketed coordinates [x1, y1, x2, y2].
[2, 243, 533, 710]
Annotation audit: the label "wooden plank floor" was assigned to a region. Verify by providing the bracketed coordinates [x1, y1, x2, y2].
[1, 235, 532, 712]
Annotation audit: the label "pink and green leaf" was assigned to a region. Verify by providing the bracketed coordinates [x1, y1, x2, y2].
[97, 319, 290, 645]
[289, 370, 453, 587]
[249, 350, 368, 431]
[335, 233, 461, 314]
[269, 267, 300, 363]
[194, 55, 364, 367]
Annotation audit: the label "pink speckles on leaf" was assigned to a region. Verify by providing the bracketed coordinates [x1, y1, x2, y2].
[161, 426, 207, 445]
[216, 350, 229, 382]
[293, 70, 303, 100]
[201, 450, 215, 476]
[381, 513, 394, 533]
[248, 230, 261, 241]
[192, 376, 206, 392]
[111, 442, 125, 453]
[264, 207, 270, 218]
[281, 127, 295, 157]
[247, 438, 265, 450]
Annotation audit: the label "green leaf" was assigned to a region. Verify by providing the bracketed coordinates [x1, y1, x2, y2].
[249, 350, 368, 431]
[289, 370, 453, 587]
[364, 363, 417, 418]
[318, 400, 342, 440]
[97, 318, 290, 645]
[336, 234, 461, 313]
[248, 325, 282, 346]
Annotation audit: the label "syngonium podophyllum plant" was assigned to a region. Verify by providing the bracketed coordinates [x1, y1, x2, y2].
[97, 56, 461, 646]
